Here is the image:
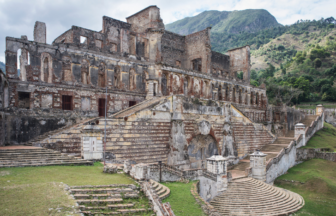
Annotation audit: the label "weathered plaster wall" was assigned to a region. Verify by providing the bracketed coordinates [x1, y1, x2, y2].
[227, 46, 250, 81]
[296, 148, 336, 162]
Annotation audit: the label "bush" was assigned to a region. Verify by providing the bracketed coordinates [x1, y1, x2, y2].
[314, 58, 322, 68]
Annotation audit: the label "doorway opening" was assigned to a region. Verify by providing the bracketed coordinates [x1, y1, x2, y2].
[98, 98, 106, 117]
[62, 95, 72, 110]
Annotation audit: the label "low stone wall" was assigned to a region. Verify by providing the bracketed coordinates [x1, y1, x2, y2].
[296, 148, 336, 162]
[191, 181, 221, 216]
[141, 181, 175, 216]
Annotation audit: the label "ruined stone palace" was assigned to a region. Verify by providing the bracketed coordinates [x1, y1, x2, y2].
[0, 6, 326, 215]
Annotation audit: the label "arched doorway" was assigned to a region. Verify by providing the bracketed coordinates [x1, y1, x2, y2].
[188, 134, 218, 169]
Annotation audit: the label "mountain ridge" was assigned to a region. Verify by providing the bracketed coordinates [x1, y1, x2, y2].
[166, 9, 281, 35]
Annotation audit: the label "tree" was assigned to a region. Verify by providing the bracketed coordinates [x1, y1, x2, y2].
[314, 58, 322, 68]
[251, 70, 258, 80]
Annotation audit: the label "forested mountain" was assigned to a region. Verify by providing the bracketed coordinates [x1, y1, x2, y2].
[166, 9, 280, 35]
[168, 10, 336, 105]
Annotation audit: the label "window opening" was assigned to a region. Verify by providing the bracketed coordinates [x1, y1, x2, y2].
[129, 101, 136, 107]
[62, 95, 72, 110]
[17, 49, 21, 76]
[80, 36, 87, 44]
[18, 92, 30, 109]
[98, 98, 106, 117]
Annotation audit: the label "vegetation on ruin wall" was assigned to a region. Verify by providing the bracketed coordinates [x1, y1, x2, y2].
[0, 162, 135, 216]
[301, 122, 336, 152]
[162, 181, 206, 216]
[275, 159, 336, 216]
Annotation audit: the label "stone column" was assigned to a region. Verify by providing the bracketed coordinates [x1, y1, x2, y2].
[316, 104, 324, 116]
[249, 150, 267, 182]
[295, 123, 306, 146]
[207, 155, 228, 192]
[252, 93, 256, 106]
[146, 80, 154, 99]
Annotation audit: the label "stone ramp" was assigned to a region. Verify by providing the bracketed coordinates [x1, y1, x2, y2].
[70, 184, 152, 215]
[0, 147, 93, 168]
[112, 96, 169, 119]
[210, 177, 304, 216]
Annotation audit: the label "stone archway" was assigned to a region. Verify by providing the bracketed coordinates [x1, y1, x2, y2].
[188, 134, 218, 169]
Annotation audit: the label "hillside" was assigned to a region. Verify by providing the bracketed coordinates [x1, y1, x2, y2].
[166, 9, 281, 36]
[249, 19, 336, 105]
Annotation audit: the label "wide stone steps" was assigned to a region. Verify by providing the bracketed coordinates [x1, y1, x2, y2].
[210, 177, 304, 216]
[70, 184, 152, 216]
[0, 148, 92, 168]
[149, 179, 170, 200]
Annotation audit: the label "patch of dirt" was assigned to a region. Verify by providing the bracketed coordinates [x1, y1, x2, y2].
[0, 171, 10, 176]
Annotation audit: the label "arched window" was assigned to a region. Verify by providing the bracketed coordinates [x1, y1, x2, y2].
[114, 67, 120, 89]
[245, 90, 248, 105]
[218, 85, 222, 101]
[129, 69, 136, 91]
[225, 86, 229, 101]
[256, 93, 259, 107]
[17, 49, 21, 77]
[232, 87, 236, 103]
[161, 73, 167, 96]
[81, 59, 89, 85]
[41, 53, 52, 83]
[250, 92, 254, 105]
[239, 89, 242, 104]
[98, 62, 106, 87]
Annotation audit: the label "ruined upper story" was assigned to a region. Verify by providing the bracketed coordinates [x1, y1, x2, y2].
[4, 5, 265, 112]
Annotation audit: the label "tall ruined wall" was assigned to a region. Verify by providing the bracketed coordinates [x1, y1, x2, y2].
[227, 46, 250, 81]
[210, 51, 230, 78]
[126, 6, 164, 33]
[185, 28, 211, 73]
[161, 31, 185, 67]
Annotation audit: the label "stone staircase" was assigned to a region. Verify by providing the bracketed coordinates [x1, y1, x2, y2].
[149, 179, 170, 200]
[70, 184, 153, 215]
[210, 177, 304, 216]
[229, 115, 318, 179]
[0, 148, 93, 168]
[23, 117, 98, 146]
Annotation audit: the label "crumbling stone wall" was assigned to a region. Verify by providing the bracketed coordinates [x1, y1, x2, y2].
[227, 46, 250, 81]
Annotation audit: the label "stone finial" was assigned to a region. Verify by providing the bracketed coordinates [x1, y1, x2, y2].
[34, 21, 46, 43]
[250, 150, 267, 182]
[316, 104, 324, 116]
[206, 155, 227, 175]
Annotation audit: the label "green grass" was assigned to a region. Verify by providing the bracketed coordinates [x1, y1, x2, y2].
[275, 159, 336, 216]
[161, 181, 206, 216]
[0, 162, 135, 216]
[302, 122, 336, 151]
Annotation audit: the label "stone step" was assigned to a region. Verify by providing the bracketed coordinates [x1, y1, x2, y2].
[76, 198, 123, 205]
[210, 177, 304, 215]
[71, 188, 135, 194]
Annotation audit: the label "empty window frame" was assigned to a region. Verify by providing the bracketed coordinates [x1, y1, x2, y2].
[18, 92, 30, 109]
[62, 95, 73, 110]
[129, 101, 136, 107]
[80, 36, 87, 44]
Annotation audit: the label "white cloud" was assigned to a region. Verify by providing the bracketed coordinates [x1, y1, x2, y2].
[0, 0, 335, 62]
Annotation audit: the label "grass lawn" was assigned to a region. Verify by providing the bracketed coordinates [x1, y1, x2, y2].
[161, 181, 206, 216]
[275, 159, 336, 216]
[296, 102, 336, 110]
[302, 122, 336, 152]
[0, 163, 135, 216]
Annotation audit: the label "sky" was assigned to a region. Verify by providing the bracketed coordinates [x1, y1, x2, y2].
[0, 0, 335, 62]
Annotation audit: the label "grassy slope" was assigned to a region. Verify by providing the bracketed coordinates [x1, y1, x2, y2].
[166, 9, 279, 35]
[301, 122, 336, 151]
[162, 181, 206, 216]
[0, 163, 135, 216]
[275, 159, 336, 216]
[251, 28, 336, 72]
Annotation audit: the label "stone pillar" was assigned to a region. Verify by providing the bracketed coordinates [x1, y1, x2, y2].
[316, 104, 324, 116]
[34, 21, 46, 43]
[252, 93, 256, 106]
[146, 80, 154, 99]
[207, 155, 228, 192]
[249, 150, 267, 182]
[295, 123, 306, 146]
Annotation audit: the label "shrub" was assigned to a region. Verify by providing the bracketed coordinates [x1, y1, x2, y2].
[314, 58, 322, 68]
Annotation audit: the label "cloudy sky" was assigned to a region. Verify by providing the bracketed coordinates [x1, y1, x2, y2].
[0, 0, 335, 62]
